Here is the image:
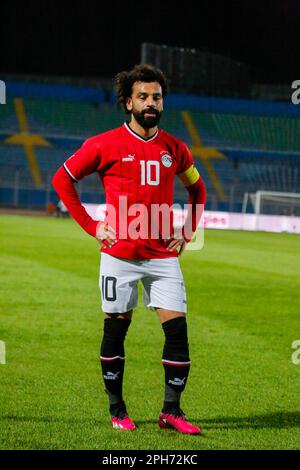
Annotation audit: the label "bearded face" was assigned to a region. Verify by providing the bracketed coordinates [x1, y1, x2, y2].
[126, 81, 164, 130]
[131, 106, 162, 128]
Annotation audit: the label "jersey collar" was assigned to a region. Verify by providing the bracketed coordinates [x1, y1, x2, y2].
[124, 122, 159, 143]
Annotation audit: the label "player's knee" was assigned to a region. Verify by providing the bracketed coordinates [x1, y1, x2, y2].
[101, 316, 131, 357]
[162, 316, 190, 362]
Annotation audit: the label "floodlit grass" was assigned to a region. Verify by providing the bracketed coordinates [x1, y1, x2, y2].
[0, 215, 300, 449]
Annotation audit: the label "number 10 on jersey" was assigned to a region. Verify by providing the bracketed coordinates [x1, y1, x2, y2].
[140, 160, 160, 186]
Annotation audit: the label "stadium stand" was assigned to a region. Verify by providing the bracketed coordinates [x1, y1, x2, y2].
[0, 80, 299, 211]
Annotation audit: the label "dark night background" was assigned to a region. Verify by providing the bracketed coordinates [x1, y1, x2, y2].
[1, 0, 299, 84]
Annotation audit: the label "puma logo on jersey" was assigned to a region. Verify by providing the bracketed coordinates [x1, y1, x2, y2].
[122, 155, 135, 162]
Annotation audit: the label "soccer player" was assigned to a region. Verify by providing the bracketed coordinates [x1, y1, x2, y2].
[52, 64, 206, 434]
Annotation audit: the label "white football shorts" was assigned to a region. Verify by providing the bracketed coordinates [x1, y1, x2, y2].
[99, 253, 187, 314]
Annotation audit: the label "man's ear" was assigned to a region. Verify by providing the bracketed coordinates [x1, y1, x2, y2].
[125, 97, 132, 112]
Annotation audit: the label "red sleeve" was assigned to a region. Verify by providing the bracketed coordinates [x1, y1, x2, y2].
[182, 176, 207, 243]
[52, 167, 99, 237]
[52, 138, 102, 237]
[63, 137, 102, 182]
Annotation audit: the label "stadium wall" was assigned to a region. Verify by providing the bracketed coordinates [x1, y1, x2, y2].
[6, 80, 300, 115]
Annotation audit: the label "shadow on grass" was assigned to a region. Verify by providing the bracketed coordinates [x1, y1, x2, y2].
[2, 411, 300, 431]
[196, 412, 300, 430]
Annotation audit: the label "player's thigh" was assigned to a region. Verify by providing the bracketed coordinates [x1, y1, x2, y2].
[155, 308, 185, 324]
[104, 310, 133, 320]
[100, 253, 140, 314]
[141, 258, 187, 314]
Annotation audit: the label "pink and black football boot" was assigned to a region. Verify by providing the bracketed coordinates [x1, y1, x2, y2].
[111, 403, 136, 431]
[111, 413, 136, 430]
[158, 408, 201, 435]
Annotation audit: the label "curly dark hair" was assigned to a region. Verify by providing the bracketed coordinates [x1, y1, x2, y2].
[113, 64, 168, 114]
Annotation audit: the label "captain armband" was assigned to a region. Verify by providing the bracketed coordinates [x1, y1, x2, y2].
[177, 165, 200, 187]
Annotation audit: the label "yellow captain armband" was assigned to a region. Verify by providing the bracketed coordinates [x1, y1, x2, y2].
[177, 165, 200, 187]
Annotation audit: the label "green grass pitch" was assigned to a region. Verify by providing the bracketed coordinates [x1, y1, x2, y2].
[0, 214, 300, 450]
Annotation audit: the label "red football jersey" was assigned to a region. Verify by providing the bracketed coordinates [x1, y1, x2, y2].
[63, 122, 196, 259]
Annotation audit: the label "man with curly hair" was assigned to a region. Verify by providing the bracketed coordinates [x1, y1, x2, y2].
[53, 64, 206, 434]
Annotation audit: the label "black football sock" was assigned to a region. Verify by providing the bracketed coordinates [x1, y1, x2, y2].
[161, 317, 191, 413]
[164, 384, 181, 406]
[109, 400, 127, 418]
[100, 317, 131, 415]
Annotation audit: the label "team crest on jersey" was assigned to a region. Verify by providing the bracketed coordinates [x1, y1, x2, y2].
[161, 154, 173, 167]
